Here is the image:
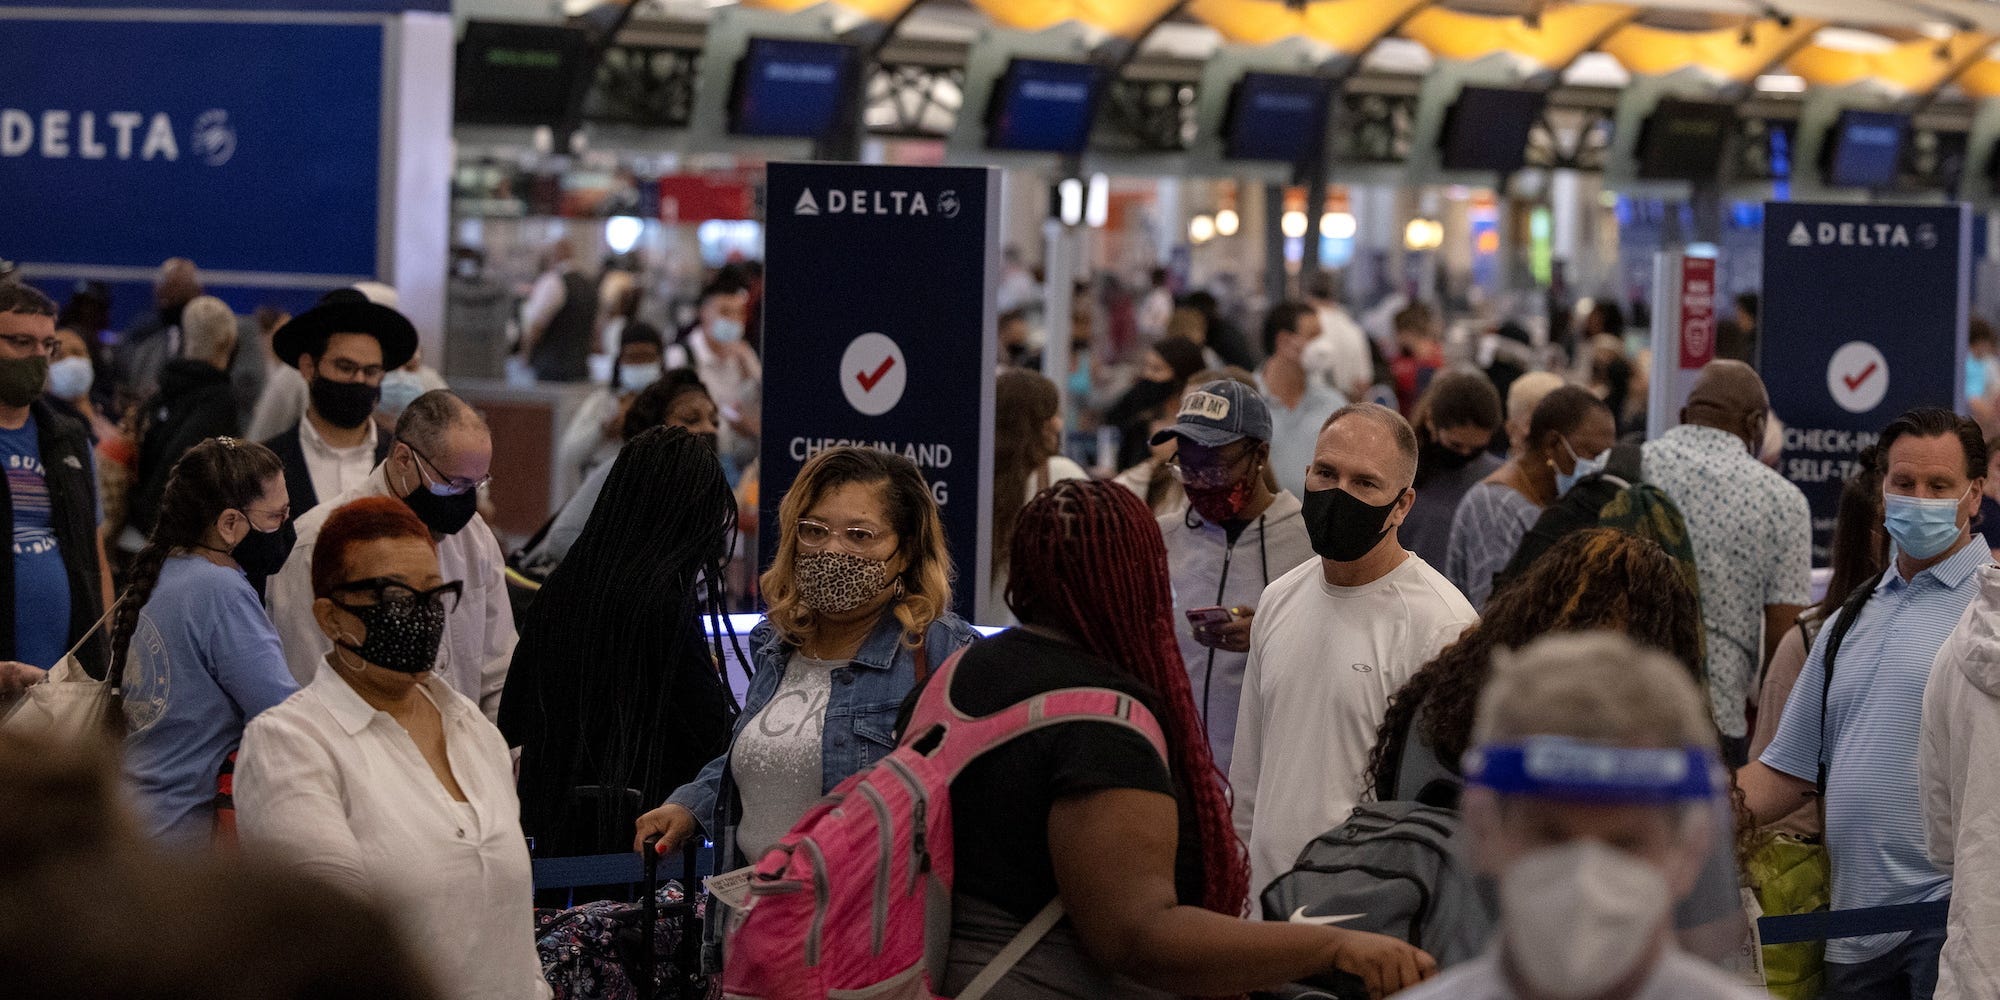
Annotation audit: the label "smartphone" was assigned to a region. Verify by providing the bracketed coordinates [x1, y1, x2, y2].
[1185, 605, 1235, 630]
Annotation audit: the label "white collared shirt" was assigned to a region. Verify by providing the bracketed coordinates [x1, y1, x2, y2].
[235, 662, 550, 1000]
[267, 464, 517, 720]
[298, 413, 380, 507]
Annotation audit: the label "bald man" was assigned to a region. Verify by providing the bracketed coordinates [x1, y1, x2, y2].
[1641, 360, 1813, 764]
[113, 258, 204, 403]
[1230, 403, 1477, 894]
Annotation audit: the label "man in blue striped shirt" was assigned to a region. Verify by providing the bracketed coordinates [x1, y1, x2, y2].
[1742, 407, 1991, 1000]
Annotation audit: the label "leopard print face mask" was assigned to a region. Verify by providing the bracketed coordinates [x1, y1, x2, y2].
[795, 550, 893, 615]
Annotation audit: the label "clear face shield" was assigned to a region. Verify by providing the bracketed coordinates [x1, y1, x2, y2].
[1459, 737, 1734, 1000]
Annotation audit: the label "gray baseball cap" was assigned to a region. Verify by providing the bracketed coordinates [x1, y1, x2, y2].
[1150, 380, 1274, 448]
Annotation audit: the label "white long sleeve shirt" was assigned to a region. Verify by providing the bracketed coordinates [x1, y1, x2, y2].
[1924, 563, 2000, 1000]
[266, 464, 517, 720]
[1230, 551, 1477, 895]
[235, 663, 550, 1000]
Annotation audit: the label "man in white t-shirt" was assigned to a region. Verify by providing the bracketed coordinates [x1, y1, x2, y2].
[1230, 402, 1478, 894]
[1301, 271, 1374, 402]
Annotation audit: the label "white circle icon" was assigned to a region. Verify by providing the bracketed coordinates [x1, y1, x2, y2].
[1826, 341, 1889, 415]
[839, 332, 907, 416]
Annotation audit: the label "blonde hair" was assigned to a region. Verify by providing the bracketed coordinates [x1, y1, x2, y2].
[1506, 371, 1566, 428]
[762, 447, 954, 646]
[1472, 631, 1718, 752]
[180, 295, 237, 365]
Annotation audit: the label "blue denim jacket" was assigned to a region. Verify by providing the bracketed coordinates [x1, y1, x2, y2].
[664, 609, 978, 854]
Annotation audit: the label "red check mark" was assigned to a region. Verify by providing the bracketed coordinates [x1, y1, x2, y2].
[1841, 362, 1879, 394]
[855, 356, 896, 392]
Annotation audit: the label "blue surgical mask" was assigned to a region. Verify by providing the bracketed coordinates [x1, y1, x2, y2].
[1884, 489, 1970, 560]
[1554, 438, 1608, 498]
[706, 316, 744, 345]
[619, 362, 662, 391]
[378, 369, 426, 419]
[47, 356, 94, 401]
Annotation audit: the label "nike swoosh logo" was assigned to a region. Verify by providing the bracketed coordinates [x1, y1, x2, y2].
[1289, 907, 1363, 926]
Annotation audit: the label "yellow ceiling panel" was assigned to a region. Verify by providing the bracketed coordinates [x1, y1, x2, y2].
[1959, 57, 2000, 98]
[1598, 18, 1823, 83]
[1185, 0, 1429, 51]
[1788, 33, 1993, 93]
[956, 0, 1182, 39]
[737, 0, 919, 21]
[1400, 3, 1637, 68]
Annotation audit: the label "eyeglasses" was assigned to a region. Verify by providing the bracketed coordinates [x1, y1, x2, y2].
[0, 332, 58, 357]
[238, 503, 291, 527]
[330, 578, 464, 615]
[323, 357, 386, 383]
[795, 518, 889, 552]
[400, 439, 490, 496]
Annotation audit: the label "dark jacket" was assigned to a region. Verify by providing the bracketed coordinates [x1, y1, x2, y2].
[128, 359, 240, 538]
[261, 421, 394, 529]
[529, 271, 597, 383]
[0, 400, 106, 675]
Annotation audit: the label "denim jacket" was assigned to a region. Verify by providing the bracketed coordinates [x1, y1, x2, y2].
[664, 609, 978, 858]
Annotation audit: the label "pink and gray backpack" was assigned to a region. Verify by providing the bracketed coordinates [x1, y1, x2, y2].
[718, 648, 1168, 1000]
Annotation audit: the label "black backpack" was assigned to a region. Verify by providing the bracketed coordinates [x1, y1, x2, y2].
[1259, 803, 1496, 999]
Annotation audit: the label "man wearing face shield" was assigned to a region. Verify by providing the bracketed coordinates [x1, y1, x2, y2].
[1230, 403, 1477, 895]
[1396, 631, 1764, 1000]
[267, 390, 515, 722]
[1153, 381, 1316, 774]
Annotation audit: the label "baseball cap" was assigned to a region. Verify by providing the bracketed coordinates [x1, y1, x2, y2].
[1150, 380, 1273, 448]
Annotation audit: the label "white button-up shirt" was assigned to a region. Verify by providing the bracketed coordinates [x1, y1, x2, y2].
[267, 464, 517, 719]
[235, 662, 550, 1000]
[299, 413, 380, 508]
[1643, 424, 1814, 738]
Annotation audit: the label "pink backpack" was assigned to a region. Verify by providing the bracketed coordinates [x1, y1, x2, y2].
[719, 648, 1168, 1000]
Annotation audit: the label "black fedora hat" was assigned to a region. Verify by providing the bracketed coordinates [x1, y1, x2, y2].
[271, 288, 418, 371]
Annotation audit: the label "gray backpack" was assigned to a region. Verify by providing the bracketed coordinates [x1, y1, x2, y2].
[1259, 802, 1496, 999]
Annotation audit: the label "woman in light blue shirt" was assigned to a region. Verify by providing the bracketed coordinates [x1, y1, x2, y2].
[114, 437, 299, 847]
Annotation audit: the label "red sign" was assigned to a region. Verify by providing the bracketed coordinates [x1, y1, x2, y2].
[657, 175, 752, 224]
[1678, 256, 1716, 370]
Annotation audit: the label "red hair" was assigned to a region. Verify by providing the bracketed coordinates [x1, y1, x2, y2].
[1005, 479, 1250, 916]
[310, 496, 436, 599]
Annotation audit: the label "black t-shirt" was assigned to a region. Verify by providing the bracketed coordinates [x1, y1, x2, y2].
[896, 629, 1199, 922]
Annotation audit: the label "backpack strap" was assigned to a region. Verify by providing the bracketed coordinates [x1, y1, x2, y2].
[954, 898, 1067, 1000]
[904, 649, 1172, 781]
[1816, 580, 1879, 793]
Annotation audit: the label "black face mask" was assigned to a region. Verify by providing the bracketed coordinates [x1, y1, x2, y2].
[334, 599, 447, 674]
[1302, 485, 1406, 563]
[1420, 439, 1480, 476]
[401, 477, 479, 536]
[310, 376, 381, 430]
[695, 432, 720, 454]
[232, 524, 292, 578]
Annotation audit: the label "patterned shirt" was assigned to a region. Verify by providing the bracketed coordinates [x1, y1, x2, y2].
[1643, 424, 1813, 738]
[1444, 481, 1540, 611]
[1763, 540, 1990, 963]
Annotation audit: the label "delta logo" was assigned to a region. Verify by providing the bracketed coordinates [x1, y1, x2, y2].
[1786, 220, 1939, 251]
[0, 108, 238, 166]
[794, 188, 962, 219]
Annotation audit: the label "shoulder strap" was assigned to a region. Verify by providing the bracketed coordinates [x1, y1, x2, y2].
[954, 898, 1066, 1000]
[903, 649, 1171, 778]
[1816, 580, 1879, 791]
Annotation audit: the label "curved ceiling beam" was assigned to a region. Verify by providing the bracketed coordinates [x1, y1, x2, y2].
[957, 0, 1182, 40]
[1398, 3, 1637, 69]
[1185, 0, 1431, 52]
[1788, 32, 1992, 92]
[1597, 17, 1824, 83]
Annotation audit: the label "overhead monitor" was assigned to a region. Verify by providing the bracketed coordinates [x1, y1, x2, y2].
[987, 59, 1101, 154]
[729, 37, 858, 138]
[1635, 99, 1735, 182]
[1224, 72, 1335, 163]
[1438, 86, 1546, 173]
[455, 20, 593, 127]
[1823, 109, 1908, 189]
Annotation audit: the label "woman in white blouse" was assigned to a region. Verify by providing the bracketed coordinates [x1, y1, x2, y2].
[236, 496, 549, 1000]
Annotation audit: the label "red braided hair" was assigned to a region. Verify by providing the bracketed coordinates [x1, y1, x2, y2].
[1005, 478, 1251, 917]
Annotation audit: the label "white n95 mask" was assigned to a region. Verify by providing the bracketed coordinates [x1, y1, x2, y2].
[1498, 840, 1672, 1000]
